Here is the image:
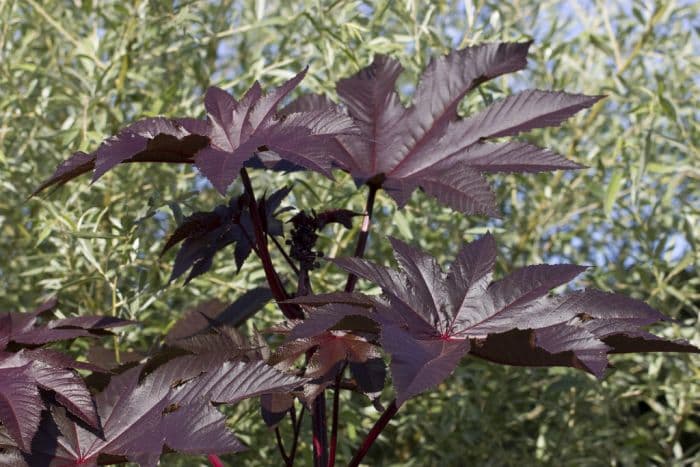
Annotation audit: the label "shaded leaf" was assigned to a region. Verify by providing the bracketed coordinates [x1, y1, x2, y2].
[261, 392, 294, 428]
[349, 357, 387, 399]
[165, 288, 272, 343]
[162, 189, 291, 283]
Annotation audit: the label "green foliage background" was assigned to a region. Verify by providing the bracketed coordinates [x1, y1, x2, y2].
[1, 0, 698, 465]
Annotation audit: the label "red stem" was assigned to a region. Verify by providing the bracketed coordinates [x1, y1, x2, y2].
[312, 393, 329, 467]
[207, 454, 225, 467]
[239, 168, 302, 319]
[328, 363, 347, 467]
[344, 184, 378, 292]
[347, 399, 399, 467]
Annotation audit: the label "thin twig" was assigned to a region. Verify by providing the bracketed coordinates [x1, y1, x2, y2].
[25, 0, 106, 69]
[270, 233, 300, 275]
[275, 427, 291, 465]
[288, 404, 306, 465]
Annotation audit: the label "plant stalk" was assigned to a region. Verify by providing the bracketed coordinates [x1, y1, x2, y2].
[288, 405, 305, 465]
[344, 184, 378, 292]
[275, 426, 291, 465]
[239, 168, 302, 319]
[347, 399, 399, 467]
[328, 362, 347, 467]
[207, 454, 225, 467]
[312, 393, 329, 467]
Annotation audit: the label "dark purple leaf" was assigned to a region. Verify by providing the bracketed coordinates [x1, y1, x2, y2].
[260, 393, 294, 428]
[0, 300, 132, 451]
[381, 324, 469, 405]
[0, 298, 58, 349]
[409, 167, 498, 216]
[328, 235, 698, 402]
[26, 348, 107, 374]
[10, 328, 98, 346]
[166, 288, 272, 343]
[169, 359, 305, 406]
[163, 189, 291, 283]
[34, 74, 356, 196]
[86, 346, 141, 371]
[91, 117, 210, 181]
[194, 70, 356, 193]
[329, 41, 600, 215]
[0, 364, 42, 451]
[286, 304, 377, 342]
[272, 325, 379, 380]
[0, 299, 132, 350]
[168, 326, 268, 365]
[163, 402, 244, 455]
[31, 362, 99, 431]
[30, 151, 95, 196]
[436, 141, 584, 173]
[33, 118, 209, 196]
[164, 206, 244, 284]
[601, 330, 699, 354]
[283, 292, 374, 307]
[48, 315, 133, 330]
[469, 326, 610, 376]
[281, 93, 337, 115]
[349, 357, 387, 398]
[0, 351, 100, 441]
[467, 290, 699, 375]
[27, 366, 169, 466]
[454, 90, 604, 143]
[26, 357, 304, 465]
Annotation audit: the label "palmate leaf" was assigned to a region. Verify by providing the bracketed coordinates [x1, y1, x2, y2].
[0, 298, 132, 350]
[0, 363, 42, 452]
[271, 325, 379, 380]
[161, 188, 291, 283]
[22, 357, 305, 466]
[34, 72, 356, 197]
[0, 299, 131, 451]
[194, 70, 356, 193]
[294, 41, 602, 216]
[164, 298, 272, 365]
[165, 288, 272, 343]
[292, 235, 698, 405]
[31, 118, 209, 196]
[0, 350, 101, 452]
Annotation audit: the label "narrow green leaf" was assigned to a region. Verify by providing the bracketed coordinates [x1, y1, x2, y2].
[393, 209, 413, 240]
[604, 169, 624, 217]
